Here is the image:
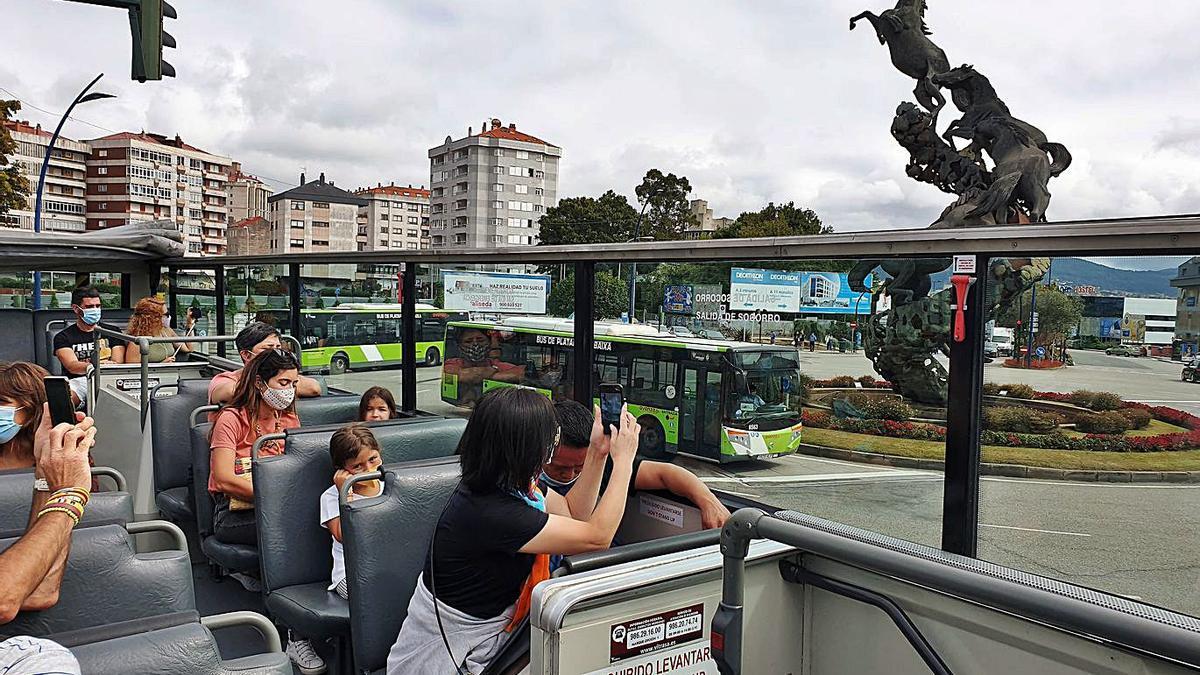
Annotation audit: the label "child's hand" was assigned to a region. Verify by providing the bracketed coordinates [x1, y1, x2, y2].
[333, 469, 353, 494]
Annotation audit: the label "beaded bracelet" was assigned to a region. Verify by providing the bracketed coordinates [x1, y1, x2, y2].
[38, 505, 81, 527]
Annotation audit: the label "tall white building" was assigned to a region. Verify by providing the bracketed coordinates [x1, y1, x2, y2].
[1, 119, 88, 232]
[226, 161, 273, 225]
[428, 118, 560, 265]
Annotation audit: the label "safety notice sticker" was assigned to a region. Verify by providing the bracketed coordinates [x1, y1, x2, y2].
[610, 604, 705, 663]
[638, 494, 685, 529]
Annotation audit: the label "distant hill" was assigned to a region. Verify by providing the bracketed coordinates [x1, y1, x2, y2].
[927, 258, 1177, 297]
[1043, 258, 1176, 298]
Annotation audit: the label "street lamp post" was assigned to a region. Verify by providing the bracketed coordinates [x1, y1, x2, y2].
[32, 73, 115, 310]
[853, 291, 867, 353]
[624, 234, 652, 322]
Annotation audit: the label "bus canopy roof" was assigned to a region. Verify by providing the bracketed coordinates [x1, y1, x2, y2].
[0, 220, 183, 273]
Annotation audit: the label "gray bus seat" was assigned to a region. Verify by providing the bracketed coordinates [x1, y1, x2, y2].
[58, 611, 292, 675]
[341, 457, 462, 673]
[253, 416, 465, 644]
[0, 521, 193, 639]
[150, 379, 210, 524]
[293, 394, 360, 426]
[0, 469, 134, 532]
[0, 308, 35, 362]
[190, 417, 259, 575]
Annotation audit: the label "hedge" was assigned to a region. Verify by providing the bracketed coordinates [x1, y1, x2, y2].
[802, 403, 1200, 453]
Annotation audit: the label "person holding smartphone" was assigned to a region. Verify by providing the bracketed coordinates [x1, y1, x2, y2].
[0, 362, 53, 472]
[386, 387, 640, 674]
[0, 403, 95, 674]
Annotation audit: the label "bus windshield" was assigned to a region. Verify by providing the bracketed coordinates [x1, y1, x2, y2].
[728, 350, 802, 421]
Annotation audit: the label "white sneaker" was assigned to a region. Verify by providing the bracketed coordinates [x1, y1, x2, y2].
[285, 636, 327, 675]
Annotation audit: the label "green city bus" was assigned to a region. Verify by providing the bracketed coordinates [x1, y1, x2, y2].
[440, 316, 804, 463]
[289, 303, 466, 373]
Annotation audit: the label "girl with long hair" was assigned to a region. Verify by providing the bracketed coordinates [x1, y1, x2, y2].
[123, 296, 192, 363]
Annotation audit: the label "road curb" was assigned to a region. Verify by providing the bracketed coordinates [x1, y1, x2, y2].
[797, 444, 1200, 483]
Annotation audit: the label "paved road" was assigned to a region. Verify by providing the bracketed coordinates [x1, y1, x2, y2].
[323, 358, 1200, 617]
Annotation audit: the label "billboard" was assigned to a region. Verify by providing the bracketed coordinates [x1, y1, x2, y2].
[1121, 313, 1146, 342]
[662, 285, 694, 314]
[729, 267, 870, 315]
[1098, 318, 1123, 339]
[442, 270, 550, 314]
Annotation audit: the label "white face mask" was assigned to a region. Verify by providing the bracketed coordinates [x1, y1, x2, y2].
[261, 385, 295, 410]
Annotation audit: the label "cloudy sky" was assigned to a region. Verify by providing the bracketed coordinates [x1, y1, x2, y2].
[4, 0, 1199, 267]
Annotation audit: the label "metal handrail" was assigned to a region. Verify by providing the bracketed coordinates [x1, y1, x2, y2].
[89, 327, 302, 428]
[90, 466, 127, 492]
[125, 519, 189, 554]
[190, 405, 218, 428]
[250, 432, 286, 462]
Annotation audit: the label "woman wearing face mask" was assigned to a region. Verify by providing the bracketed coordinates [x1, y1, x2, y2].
[442, 328, 524, 406]
[0, 362, 49, 471]
[122, 297, 193, 364]
[207, 348, 301, 546]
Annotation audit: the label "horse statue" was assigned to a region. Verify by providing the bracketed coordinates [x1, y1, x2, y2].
[850, 0, 951, 118]
[848, 257, 952, 308]
[965, 115, 1072, 223]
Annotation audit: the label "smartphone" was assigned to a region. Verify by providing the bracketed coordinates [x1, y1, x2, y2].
[599, 383, 623, 435]
[44, 376, 75, 426]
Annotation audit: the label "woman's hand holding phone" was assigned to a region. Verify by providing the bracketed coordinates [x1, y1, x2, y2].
[609, 404, 640, 467]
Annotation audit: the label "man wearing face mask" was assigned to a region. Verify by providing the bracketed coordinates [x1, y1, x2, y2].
[442, 328, 525, 405]
[541, 400, 731, 530]
[52, 286, 125, 376]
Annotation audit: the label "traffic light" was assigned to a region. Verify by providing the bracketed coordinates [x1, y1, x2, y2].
[128, 0, 177, 81]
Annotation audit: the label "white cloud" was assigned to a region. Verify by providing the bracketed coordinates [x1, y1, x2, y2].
[4, 0, 1200, 230]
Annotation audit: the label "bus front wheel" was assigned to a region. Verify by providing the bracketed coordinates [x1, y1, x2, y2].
[637, 417, 671, 460]
[425, 347, 441, 367]
[330, 353, 350, 375]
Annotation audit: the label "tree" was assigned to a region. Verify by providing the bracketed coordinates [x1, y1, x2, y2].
[0, 100, 31, 220]
[225, 296, 239, 318]
[635, 169, 696, 240]
[537, 190, 639, 247]
[546, 271, 627, 320]
[998, 285, 1082, 347]
[713, 201, 829, 239]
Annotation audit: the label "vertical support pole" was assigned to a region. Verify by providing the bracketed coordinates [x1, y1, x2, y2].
[401, 262, 417, 412]
[120, 273, 132, 308]
[165, 268, 178, 328]
[287, 264, 301, 347]
[573, 261, 595, 405]
[214, 265, 227, 358]
[941, 254, 988, 556]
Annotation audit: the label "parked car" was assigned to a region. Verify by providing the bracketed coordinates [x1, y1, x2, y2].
[696, 328, 726, 340]
[1106, 345, 1139, 357]
[668, 326, 695, 338]
[984, 341, 999, 358]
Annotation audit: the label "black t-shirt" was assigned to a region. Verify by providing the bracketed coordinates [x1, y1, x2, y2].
[52, 324, 126, 364]
[423, 485, 549, 620]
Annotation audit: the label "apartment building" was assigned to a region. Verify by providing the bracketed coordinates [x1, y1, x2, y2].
[266, 172, 365, 279]
[427, 118, 560, 262]
[1, 120, 89, 232]
[1171, 257, 1200, 352]
[354, 183, 430, 252]
[226, 161, 272, 224]
[85, 132, 232, 255]
[685, 199, 734, 240]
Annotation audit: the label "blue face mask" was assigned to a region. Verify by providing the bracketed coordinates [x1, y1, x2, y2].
[0, 406, 24, 444]
[80, 307, 102, 326]
[539, 470, 577, 497]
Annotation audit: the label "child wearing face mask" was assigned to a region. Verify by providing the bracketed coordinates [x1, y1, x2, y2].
[320, 424, 383, 600]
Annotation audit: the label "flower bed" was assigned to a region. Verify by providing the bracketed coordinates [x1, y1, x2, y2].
[802, 401, 1200, 453]
[1003, 358, 1064, 369]
[812, 377, 893, 389]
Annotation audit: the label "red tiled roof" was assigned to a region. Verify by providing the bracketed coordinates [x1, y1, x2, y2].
[89, 131, 212, 155]
[2, 119, 52, 138]
[232, 216, 268, 228]
[356, 185, 431, 199]
[478, 124, 556, 147]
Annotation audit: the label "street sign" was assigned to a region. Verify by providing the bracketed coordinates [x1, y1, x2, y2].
[1036, 346, 1046, 358]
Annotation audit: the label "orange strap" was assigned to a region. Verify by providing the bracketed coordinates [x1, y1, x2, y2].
[506, 552, 550, 632]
